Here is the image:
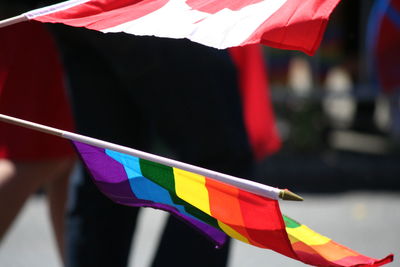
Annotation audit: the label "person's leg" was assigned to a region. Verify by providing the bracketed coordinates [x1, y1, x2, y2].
[44, 158, 75, 262]
[0, 20, 77, 263]
[0, 159, 19, 241]
[51, 25, 153, 267]
[151, 215, 230, 267]
[65, 167, 140, 267]
[0, 158, 74, 260]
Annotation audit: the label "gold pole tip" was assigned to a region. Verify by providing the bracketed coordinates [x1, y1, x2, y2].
[279, 189, 304, 201]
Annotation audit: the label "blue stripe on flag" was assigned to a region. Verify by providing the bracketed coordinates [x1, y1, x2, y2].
[104, 149, 193, 217]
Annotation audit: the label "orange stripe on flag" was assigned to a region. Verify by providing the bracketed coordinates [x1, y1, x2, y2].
[291, 240, 359, 262]
[205, 177, 246, 228]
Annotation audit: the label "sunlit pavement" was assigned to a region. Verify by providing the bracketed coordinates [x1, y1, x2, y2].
[0, 192, 399, 267]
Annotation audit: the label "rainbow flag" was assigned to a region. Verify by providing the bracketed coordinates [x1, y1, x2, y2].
[73, 141, 393, 266]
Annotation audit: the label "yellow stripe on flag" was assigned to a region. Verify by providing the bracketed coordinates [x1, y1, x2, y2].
[173, 168, 211, 215]
[286, 225, 331, 246]
[218, 221, 250, 244]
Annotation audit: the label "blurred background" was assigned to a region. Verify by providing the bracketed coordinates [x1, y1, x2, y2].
[258, 0, 400, 193]
[0, 0, 399, 266]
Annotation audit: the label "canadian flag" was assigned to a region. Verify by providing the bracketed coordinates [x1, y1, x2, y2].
[24, 0, 341, 55]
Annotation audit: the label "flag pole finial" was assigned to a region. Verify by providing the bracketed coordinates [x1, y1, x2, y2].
[279, 189, 303, 201]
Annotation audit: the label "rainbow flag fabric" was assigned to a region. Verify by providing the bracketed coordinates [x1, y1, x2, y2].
[283, 216, 393, 266]
[72, 141, 393, 266]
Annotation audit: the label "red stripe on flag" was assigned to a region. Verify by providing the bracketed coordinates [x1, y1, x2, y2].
[243, 0, 342, 55]
[33, 0, 168, 30]
[237, 189, 297, 258]
[333, 254, 395, 267]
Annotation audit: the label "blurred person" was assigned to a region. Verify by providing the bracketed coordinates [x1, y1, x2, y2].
[0, 17, 76, 262]
[366, 0, 400, 140]
[324, 1, 381, 135]
[1, 1, 279, 267]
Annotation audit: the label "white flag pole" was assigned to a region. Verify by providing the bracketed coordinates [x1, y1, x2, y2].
[0, 14, 28, 29]
[0, 113, 302, 201]
[0, 0, 89, 29]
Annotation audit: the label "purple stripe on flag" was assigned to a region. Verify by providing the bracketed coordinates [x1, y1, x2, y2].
[72, 141, 136, 202]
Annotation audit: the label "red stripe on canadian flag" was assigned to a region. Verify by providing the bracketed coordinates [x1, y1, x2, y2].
[244, 0, 342, 54]
[26, 0, 341, 55]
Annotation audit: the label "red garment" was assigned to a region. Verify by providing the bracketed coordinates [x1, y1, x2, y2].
[375, 0, 400, 94]
[229, 45, 281, 160]
[0, 21, 75, 160]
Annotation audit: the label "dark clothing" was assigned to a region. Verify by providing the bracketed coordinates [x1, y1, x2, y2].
[51, 25, 254, 267]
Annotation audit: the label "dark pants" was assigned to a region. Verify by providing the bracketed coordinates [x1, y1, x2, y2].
[51, 25, 254, 267]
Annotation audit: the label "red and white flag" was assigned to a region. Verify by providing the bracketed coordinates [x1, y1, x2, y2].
[22, 0, 341, 55]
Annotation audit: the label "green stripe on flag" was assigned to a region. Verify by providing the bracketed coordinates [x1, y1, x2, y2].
[139, 159, 221, 230]
[139, 159, 175, 192]
[283, 215, 301, 228]
[171, 193, 221, 229]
